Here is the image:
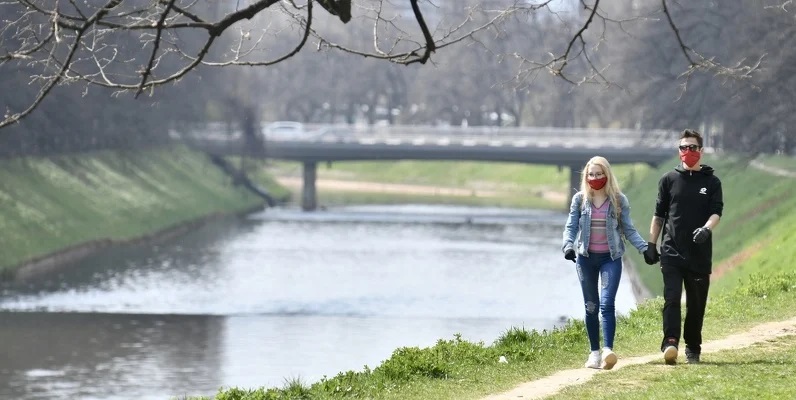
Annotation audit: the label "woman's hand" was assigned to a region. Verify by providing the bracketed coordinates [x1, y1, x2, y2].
[643, 243, 660, 265]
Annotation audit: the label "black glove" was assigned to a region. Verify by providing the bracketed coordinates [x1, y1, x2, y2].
[564, 249, 576, 263]
[693, 227, 712, 244]
[643, 242, 660, 265]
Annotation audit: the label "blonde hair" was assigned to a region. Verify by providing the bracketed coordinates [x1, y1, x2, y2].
[579, 156, 622, 221]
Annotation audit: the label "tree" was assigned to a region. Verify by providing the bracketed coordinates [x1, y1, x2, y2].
[614, 0, 795, 154]
[1, 0, 764, 133]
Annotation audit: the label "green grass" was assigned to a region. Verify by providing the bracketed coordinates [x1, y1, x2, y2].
[272, 160, 650, 190]
[551, 331, 796, 400]
[0, 147, 271, 272]
[760, 154, 796, 173]
[315, 188, 561, 209]
[266, 160, 651, 210]
[271, 160, 571, 188]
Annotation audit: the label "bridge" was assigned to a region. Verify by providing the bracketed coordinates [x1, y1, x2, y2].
[179, 124, 678, 211]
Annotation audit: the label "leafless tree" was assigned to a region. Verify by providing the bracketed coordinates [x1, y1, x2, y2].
[608, 0, 795, 154]
[0, 0, 552, 130]
[503, 0, 764, 96]
[0, 0, 768, 133]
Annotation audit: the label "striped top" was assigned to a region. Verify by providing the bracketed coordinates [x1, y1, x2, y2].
[588, 201, 610, 253]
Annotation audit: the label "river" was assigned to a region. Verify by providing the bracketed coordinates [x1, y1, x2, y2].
[0, 204, 637, 400]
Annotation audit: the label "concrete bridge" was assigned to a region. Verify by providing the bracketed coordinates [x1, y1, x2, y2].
[179, 124, 677, 210]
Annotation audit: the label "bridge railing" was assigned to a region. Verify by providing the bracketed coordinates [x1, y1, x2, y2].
[301, 124, 677, 148]
[174, 122, 679, 149]
[305, 123, 671, 137]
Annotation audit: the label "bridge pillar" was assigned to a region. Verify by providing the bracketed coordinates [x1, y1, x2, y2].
[302, 162, 318, 211]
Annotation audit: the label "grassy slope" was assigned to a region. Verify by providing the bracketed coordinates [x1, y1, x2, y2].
[0, 147, 266, 272]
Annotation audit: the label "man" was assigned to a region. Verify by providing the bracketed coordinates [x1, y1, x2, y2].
[643, 129, 723, 365]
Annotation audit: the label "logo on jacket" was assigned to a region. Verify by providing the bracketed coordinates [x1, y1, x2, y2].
[699, 187, 707, 195]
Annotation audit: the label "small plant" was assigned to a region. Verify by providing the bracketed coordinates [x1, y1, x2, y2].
[376, 345, 451, 380]
[737, 272, 796, 298]
[281, 377, 312, 399]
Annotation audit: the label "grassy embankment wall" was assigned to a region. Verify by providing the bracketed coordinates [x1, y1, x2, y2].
[0, 147, 284, 278]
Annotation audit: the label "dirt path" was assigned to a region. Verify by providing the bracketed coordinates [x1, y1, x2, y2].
[749, 159, 796, 178]
[276, 176, 504, 197]
[481, 316, 796, 400]
[274, 176, 568, 203]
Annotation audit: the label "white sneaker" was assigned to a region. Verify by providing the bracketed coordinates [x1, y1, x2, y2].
[584, 351, 601, 369]
[602, 348, 617, 370]
[663, 345, 678, 365]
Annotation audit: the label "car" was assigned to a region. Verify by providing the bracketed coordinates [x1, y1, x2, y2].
[317, 125, 355, 141]
[262, 121, 310, 140]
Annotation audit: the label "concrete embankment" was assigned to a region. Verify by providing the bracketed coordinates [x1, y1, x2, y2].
[0, 147, 270, 280]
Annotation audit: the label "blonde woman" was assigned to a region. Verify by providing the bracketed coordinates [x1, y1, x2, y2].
[562, 156, 648, 370]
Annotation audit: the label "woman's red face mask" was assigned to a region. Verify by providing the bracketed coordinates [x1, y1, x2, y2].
[587, 172, 608, 190]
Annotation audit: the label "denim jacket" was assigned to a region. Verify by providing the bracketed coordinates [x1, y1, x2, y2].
[562, 192, 648, 260]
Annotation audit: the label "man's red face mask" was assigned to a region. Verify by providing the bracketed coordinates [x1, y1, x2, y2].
[679, 144, 701, 167]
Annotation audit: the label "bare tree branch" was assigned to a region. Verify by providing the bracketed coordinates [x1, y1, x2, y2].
[662, 0, 762, 86]
[1, 0, 122, 129]
[406, 0, 435, 65]
[662, 0, 696, 65]
[136, 0, 178, 97]
[0, 0, 770, 131]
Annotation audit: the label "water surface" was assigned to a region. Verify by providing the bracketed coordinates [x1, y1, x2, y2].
[0, 205, 636, 399]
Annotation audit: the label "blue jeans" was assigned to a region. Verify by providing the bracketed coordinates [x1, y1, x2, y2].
[576, 252, 622, 351]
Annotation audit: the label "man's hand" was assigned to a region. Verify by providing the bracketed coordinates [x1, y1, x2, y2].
[643, 242, 660, 265]
[693, 227, 712, 244]
[564, 249, 576, 263]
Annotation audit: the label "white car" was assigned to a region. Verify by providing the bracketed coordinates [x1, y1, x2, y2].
[262, 121, 311, 140]
[317, 125, 355, 141]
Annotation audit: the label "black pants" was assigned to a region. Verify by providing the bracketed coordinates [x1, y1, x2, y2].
[660, 263, 710, 353]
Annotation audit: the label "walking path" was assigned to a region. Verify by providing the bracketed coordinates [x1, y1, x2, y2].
[273, 176, 567, 203]
[481, 316, 796, 399]
[749, 159, 796, 178]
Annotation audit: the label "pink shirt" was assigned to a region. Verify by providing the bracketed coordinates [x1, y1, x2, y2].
[588, 201, 610, 253]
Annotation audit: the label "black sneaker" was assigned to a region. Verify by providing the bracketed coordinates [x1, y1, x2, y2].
[685, 348, 700, 364]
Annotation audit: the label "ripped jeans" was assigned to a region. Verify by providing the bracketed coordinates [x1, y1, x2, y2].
[576, 251, 622, 351]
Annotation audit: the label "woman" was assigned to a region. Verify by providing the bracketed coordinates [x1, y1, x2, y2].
[562, 156, 648, 370]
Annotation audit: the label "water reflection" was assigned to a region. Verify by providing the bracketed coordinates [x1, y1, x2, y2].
[0, 205, 637, 399]
[0, 312, 222, 400]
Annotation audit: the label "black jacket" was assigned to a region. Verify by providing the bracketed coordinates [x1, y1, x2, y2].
[654, 164, 724, 273]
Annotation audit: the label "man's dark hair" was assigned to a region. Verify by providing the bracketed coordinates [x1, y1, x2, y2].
[680, 129, 703, 148]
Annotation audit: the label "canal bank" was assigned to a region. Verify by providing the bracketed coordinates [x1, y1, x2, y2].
[0, 147, 274, 280]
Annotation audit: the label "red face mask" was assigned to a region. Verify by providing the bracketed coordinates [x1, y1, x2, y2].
[588, 177, 608, 190]
[680, 149, 701, 168]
